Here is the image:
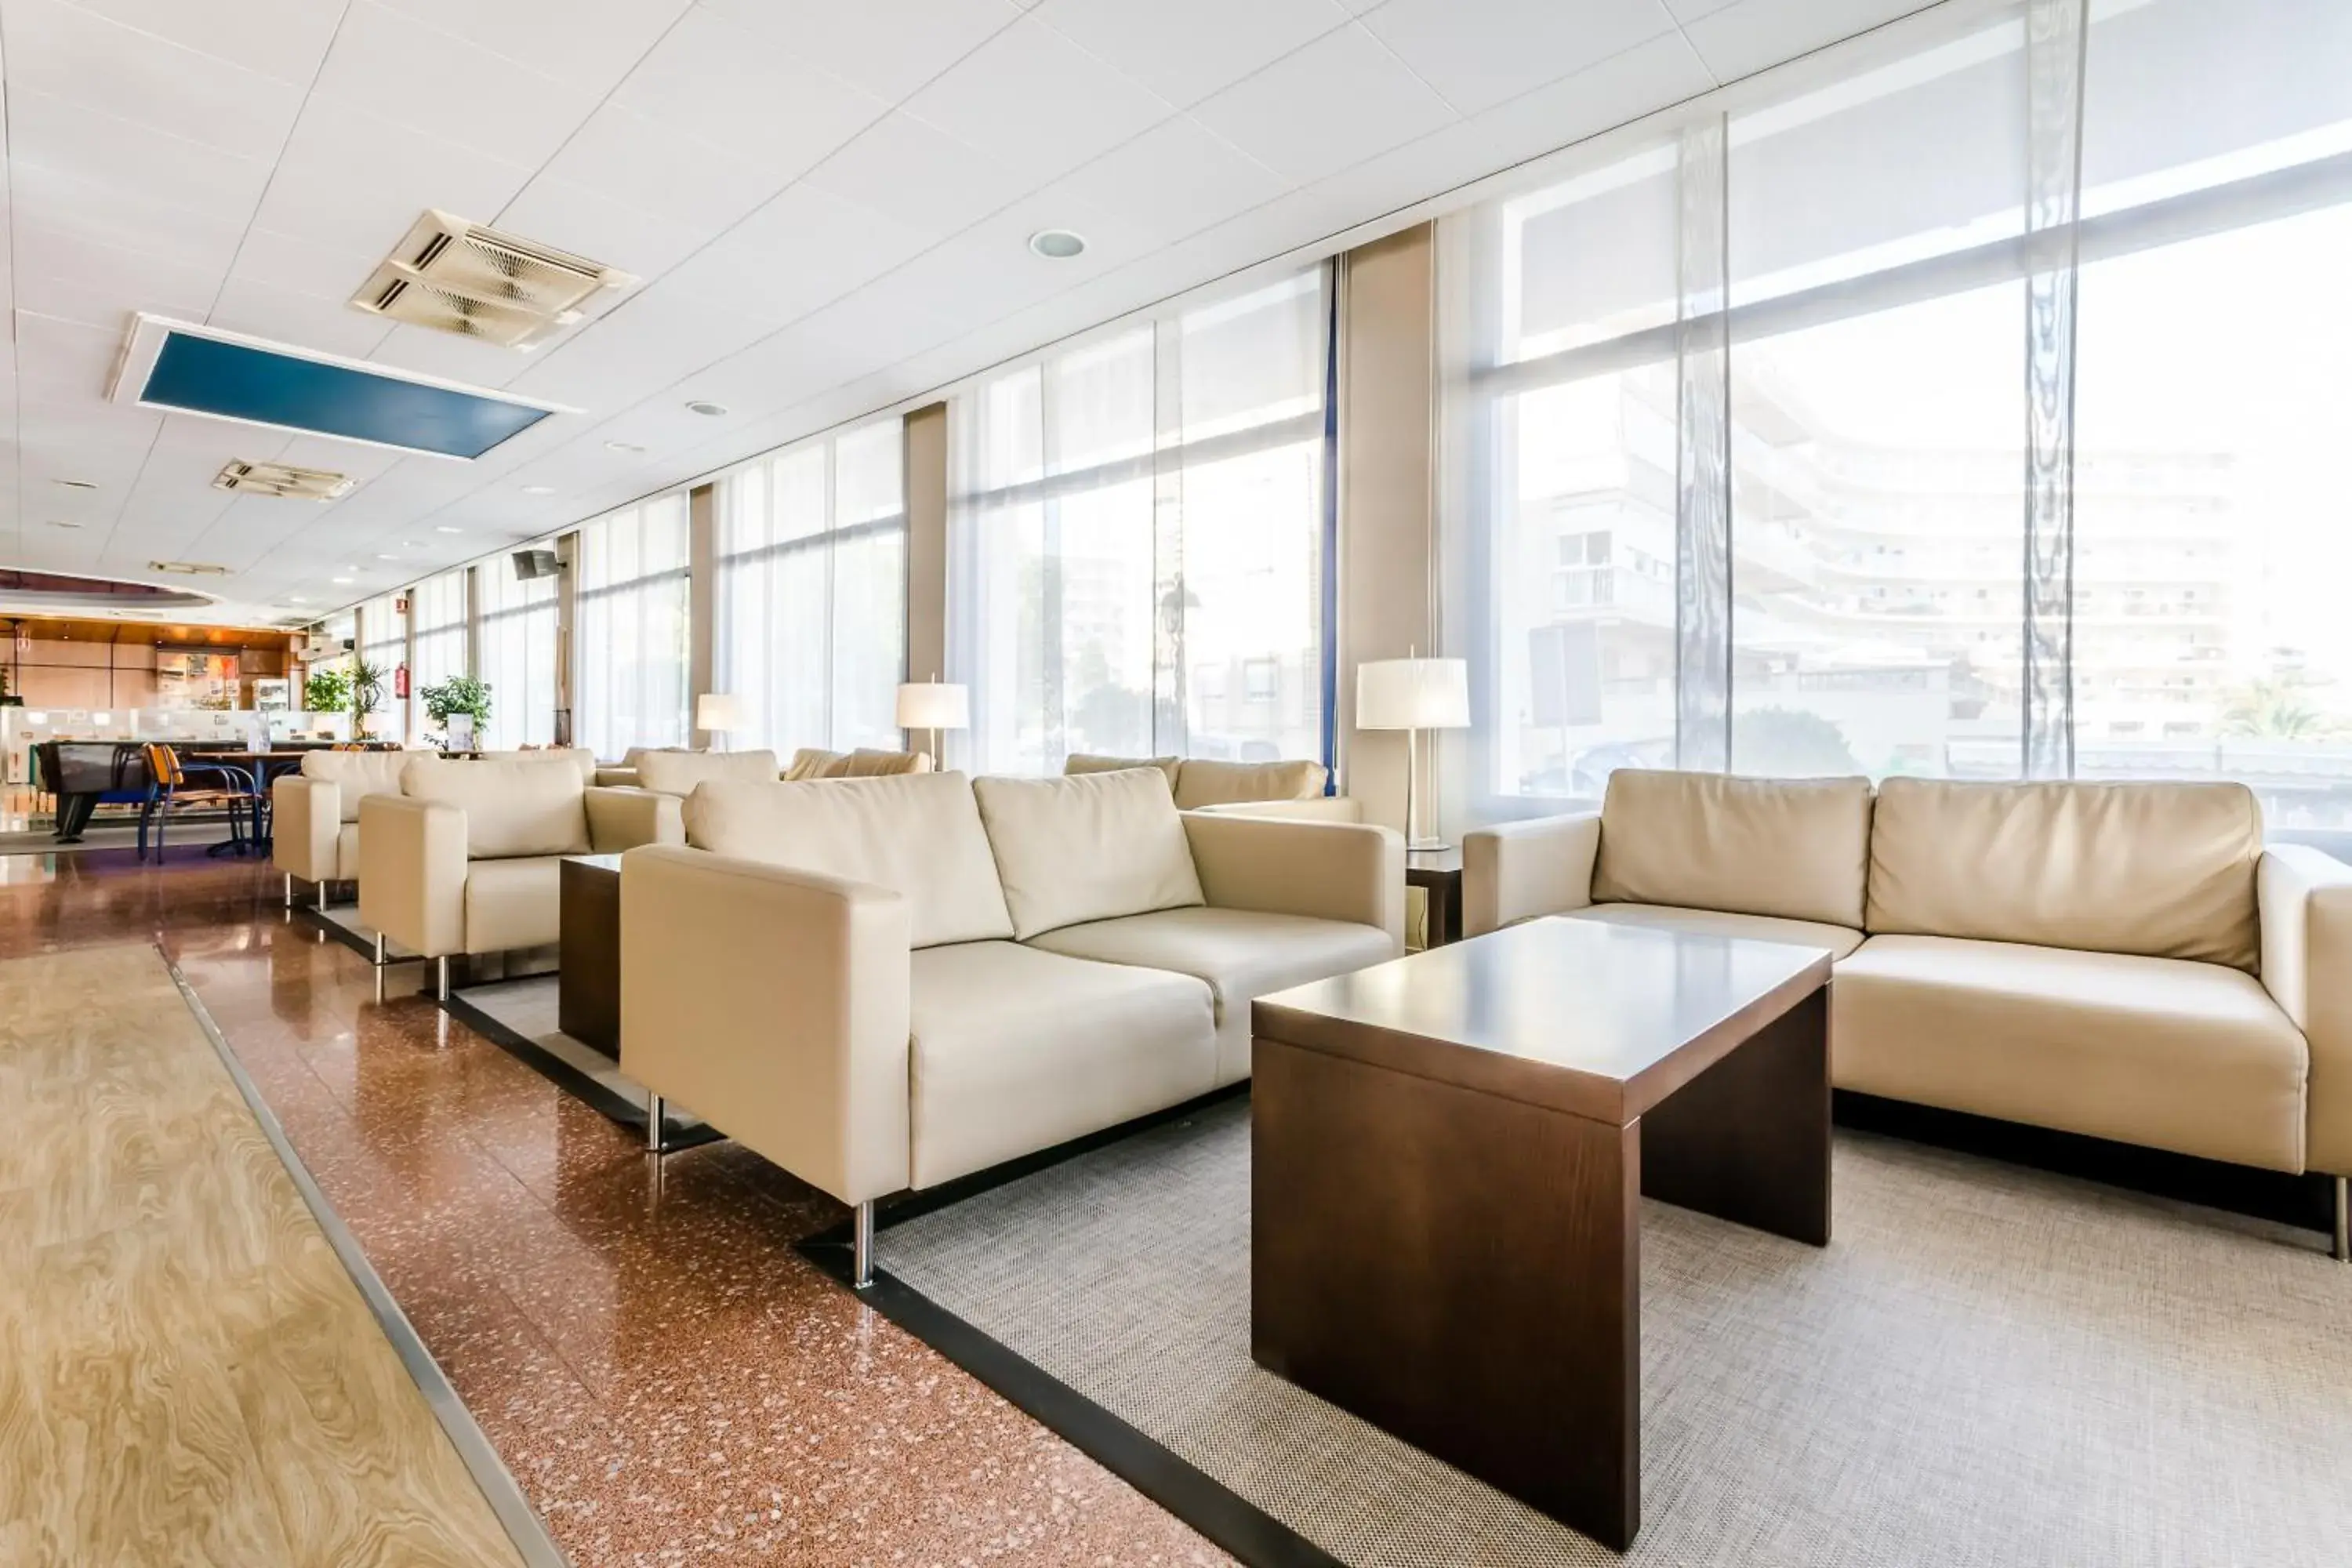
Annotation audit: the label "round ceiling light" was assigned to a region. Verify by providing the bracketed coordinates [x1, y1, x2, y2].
[604, 440, 645, 454]
[1029, 229, 1087, 260]
[686, 400, 728, 417]
[521, 485, 556, 495]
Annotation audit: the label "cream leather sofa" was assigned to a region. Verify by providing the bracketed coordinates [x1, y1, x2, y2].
[784, 746, 933, 779]
[272, 750, 412, 909]
[1065, 753, 1355, 819]
[633, 749, 783, 796]
[621, 765, 1405, 1283]
[1464, 769, 2352, 1254]
[358, 757, 682, 998]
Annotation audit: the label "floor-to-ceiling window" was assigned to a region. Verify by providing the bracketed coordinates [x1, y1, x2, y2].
[354, 591, 408, 745]
[949, 268, 1329, 774]
[1443, 0, 2352, 829]
[406, 568, 469, 743]
[574, 495, 691, 758]
[477, 553, 558, 750]
[713, 419, 906, 757]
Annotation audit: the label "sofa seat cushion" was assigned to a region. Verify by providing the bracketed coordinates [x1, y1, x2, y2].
[973, 768, 1204, 939]
[1029, 906, 1396, 1086]
[1592, 769, 1874, 928]
[1833, 934, 2307, 1171]
[1568, 902, 1863, 961]
[463, 855, 563, 953]
[908, 942, 1216, 1189]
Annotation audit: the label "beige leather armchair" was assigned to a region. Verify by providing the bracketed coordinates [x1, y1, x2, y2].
[271, 750, 412, 909]
[359, 757, 681, 1000]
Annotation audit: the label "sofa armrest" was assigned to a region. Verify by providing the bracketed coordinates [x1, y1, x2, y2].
[1462, 811, 1602, 938]
[357, 796, 469, 959]
[1189, 797, 1366, 824]
[270, 776, 339, 884]
[1182, 813, 1406, 953]
[585, 786, 683, 851]
[2260, 844, 2352, 1174]
[620, 847, 913, 1207]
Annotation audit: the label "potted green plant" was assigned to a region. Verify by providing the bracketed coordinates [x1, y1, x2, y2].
[419, 674, 493, 751]
[303, 666, 352, 716]
[349, 657, 388, 741]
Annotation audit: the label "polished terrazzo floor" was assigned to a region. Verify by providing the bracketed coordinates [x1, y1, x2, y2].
[2, 848, 1229, 1567]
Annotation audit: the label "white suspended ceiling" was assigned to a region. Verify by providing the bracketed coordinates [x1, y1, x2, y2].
[0, 0, 1933, 625]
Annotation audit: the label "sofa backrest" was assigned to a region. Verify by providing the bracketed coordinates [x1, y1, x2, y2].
[683, 771, 1014, 948]
[1064, 753, 1183, 789]
[637, 749, 782, 796]
[401, 757, 590, 859]
[1866, 777, 2263, 970]
[478, 746, 597, 783]
[1592, 769, 1875, 929]
[972, 768, 1205, 940]
[299, 749, 411, 822]
[622, 746, 702, 768]
[785, 746, 934, 779]
[1173, 757, 1328, 811]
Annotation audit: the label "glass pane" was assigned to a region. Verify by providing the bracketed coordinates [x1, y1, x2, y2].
[1181, 441, 1323, 762]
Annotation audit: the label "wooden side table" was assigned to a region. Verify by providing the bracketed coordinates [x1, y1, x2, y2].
[1406, 846, 1464, 947]
[558, 853, 623, 1058]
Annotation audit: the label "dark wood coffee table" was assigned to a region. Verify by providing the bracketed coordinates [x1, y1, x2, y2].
[558, 853, 623, 1058]
[1250, 916, 1834, 1552]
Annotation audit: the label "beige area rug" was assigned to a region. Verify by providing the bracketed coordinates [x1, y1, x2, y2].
[880, 1095, 2352, 1567]
[0, 942, 546, 1566]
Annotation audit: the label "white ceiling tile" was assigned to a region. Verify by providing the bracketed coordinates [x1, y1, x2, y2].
[45, 0, 348, 87]
[697, 0, 1024, 101]
[1663, 0, 1744, 24]
[537, 103, 785, 234]
[900, 17, 1173, 183]
[361, 325, 538, 390]
[1360, 0, 1679, 116]
[8, 91, 277, 220]
[1679, 0, 1922, 85]
[309, 2, 603, 168]
[13, 246, 219, 332]
[803, 112, 1030, 242]
[1301, 118, 1509, 230]
[1031, 0, 1348, 107]
[0, 0, 309, 161]
[227, 228, 384, 302]
[494, 176, 711, 282]
[1474, 29, 1715, 165]
[368, 0, 691, 94]
[1192, 23, 1459, 185]
[655, 184, 935, 332]
[6, 161, 249, 278]
[247, 99, 537, 258]
[206, 277, 394, 359]
[1047, 117, 1290, 249]
[608, 7, 887, 189]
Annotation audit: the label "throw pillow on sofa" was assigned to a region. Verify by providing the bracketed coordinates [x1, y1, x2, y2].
[973, 768, 1205, 940]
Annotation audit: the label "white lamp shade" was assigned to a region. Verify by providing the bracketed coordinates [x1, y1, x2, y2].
[695, 692, 741, 731]
[1356, 657, 1469, 731]
[896, 681, 970, 731]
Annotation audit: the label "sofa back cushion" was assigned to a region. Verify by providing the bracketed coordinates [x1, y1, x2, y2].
[299, 749, 411, 822]
[401, 757, 590, 859]
[637, 749, 781, 796]
[1865, 777, 2263, 970]
[973, 768, 1205, 940]
[478, 746, 597, 783]
[1171, 757, 1329, 811]
[1065, 753, 1184, 790]
[1592, 769, 1874, 928]
[684, 771, 1013, 948]
[839, 748, 931, 777]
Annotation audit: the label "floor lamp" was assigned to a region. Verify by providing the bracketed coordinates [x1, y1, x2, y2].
[1356, 655, 1470, 851]
[696, 692, 739, 753]
[896, 679, 968, 769]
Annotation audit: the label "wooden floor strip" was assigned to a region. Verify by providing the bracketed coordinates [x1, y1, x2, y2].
[0, 942, 564, 1567]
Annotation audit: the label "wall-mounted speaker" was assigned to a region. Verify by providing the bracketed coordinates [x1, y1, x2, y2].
[512, 548, 562, 580]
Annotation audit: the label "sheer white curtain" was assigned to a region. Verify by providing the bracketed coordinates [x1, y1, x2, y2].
[477, 554, 558, 750]
[713, 419, 906, 757]
[948, 270, 1329, 775]
[1440, 0, 2352, 833]
[354, 591, 408, 744]
[574, 495, 691, 759]
[407, 569, 469, 740]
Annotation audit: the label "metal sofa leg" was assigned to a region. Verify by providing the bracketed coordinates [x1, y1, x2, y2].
[283, 872, 294, 909]
[434, 955, 450, 1001]
[852, 1200, 876, 1290]
[2335, 1175, 2348, 1264]
[646, 1092, 666, 1154]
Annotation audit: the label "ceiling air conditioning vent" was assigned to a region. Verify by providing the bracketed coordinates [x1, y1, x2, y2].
[213, 459, 356, 501]
[149, 561, 231, 577]
[351, 210, 635, 348]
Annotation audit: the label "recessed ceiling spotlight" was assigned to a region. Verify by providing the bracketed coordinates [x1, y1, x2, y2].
[1029, 229, 1087, 260]
[331, 576, 355, 585]
[435, 525, 462, 534]
[686, 400, 728, 417]
[402, 539, 423, 547]
[287, 596, 309, 604]
[604, 440, 645, 454]
[521, 485, 556, 495]
[376, 553, 400, 561]
[52, 478, 98, 491]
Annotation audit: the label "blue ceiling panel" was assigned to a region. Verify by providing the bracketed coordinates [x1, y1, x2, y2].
[140, 330, 551, 459]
